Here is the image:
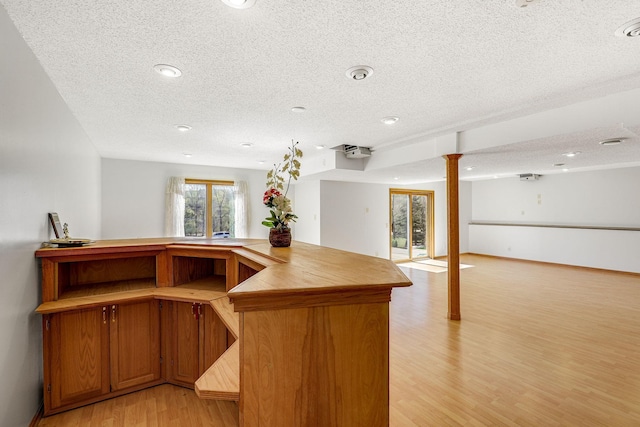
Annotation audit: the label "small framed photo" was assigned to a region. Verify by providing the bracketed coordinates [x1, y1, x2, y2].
[48, 213, 63, 239]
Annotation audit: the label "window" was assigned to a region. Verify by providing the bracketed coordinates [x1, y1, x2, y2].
[389, 189, 434, 262]
[184, 179, 235, 238]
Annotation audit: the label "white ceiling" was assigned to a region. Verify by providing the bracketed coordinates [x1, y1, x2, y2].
[2, 0, 640, 184]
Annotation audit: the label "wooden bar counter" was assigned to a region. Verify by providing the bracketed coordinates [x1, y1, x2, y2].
[36, 238, 411, 426]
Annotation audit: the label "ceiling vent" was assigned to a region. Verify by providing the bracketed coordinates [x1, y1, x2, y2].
[519, 173, 541, 181]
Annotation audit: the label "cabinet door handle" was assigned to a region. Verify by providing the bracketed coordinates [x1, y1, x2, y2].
[102, 307, 107, 324]
[111, 305, 117, 323]
[192, 303, 200, 320]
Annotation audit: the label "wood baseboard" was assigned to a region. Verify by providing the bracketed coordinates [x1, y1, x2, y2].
[29, 402, 44, 427]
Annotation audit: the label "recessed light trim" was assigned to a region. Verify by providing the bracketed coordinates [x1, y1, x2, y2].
[346, 65, 373, 81]
[153, 64, 182, 78]
[221, 0, 256, 9]
[176, 125, 192, 132]
[515, 0, 537, 7]
[553, 163, 565, 167]
[615, 18, 640, 38]
[240, 143, 253, 148]
[183, 153, 193, 158]
[315, 145, 326, 150]
[381, 116, 399, 125]
[465, 166, 475, 171]
[599, 138, 625, 146]
[291, 106, 306, 113]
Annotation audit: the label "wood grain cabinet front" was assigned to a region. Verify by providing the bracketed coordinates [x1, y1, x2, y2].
[43, 299, 161, 415]
[164, 301, 228, 387]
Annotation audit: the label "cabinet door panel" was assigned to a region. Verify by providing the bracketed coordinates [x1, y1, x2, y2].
[171, 301, 200, 384]
[110, 300, 160, 391]
[48, 307, 109, 410]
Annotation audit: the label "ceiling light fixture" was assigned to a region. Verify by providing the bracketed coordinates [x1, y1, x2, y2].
[615, 17, 640, 38]
[599, 138, 625, 146]
[240, 143, 253, 148]
[183, 153, 192, 158]
[315, 145, 325, 150]
[153, 64, 182, 78]
[515, 0, 538, 7]
[465, 166, 475, 171]
[221, 0, 256, 9]
[553, 163, 565, 167]
[562, 151, 581, 157]
[346, 65, 373, 81]
[291, 106, 306, 113]
[175, 125, 192, 132]
[381, 116, 399, 125]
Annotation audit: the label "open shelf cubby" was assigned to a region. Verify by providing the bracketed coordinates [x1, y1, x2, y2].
[172, 256, 227, 288]
[56, 256, 156, 300]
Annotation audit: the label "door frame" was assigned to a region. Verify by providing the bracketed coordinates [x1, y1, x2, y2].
[389, 189, 435, 262]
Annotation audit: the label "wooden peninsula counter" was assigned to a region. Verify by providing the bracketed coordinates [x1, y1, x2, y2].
[36, 238, 412, 426]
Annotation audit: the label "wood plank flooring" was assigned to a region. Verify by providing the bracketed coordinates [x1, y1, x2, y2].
[37, 254, 640, 426]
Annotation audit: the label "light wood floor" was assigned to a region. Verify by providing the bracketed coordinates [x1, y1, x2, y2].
[37, 254, 640, 426]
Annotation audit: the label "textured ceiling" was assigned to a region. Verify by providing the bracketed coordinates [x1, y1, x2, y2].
[2, 0, 640, 183]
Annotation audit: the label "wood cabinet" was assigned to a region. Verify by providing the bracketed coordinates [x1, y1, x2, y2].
[109, 300, 161, 391]
[45, 306, 109, 411]
[37, 238, 412, 424]
[43, 299, 160, 415]
[164, 301, 227, 387]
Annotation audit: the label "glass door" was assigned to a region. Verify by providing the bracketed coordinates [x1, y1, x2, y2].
[390, 189, 434, 262]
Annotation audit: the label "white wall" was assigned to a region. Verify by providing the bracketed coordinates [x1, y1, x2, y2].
[469, 167, 640, 272]
[292, 180, 321, 245]
[303, 180, 469, 259]
[0, 6, 101, 426]
[319, 181, 390, 257]
[101, 159, 269, 239]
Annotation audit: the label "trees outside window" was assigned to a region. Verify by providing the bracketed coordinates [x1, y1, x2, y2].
[184, 180, 235, 238]
[390, 189, 434, 261]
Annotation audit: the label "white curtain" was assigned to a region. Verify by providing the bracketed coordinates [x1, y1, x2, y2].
[234, 181, 248, 238]
[165, 176, 185, 237]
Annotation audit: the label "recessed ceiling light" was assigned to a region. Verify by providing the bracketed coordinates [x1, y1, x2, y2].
[599, 138, 625, 146]
[183, 153, 192, 158]
[562, 168, 569, 172]
[465, 166, 475, 171]
[221, 0, 256, 9]
[553, 163, 565, 167]
[346, 65, 373, 81]
[562, 151, 581, 157]
[176, 125, 192, 132]
[381, 116, 399, 125]
[240, 143, 253, 148]
[153, 64, 182, 78]
[615, 17, 640, 38]
[393, 177, 399, 181]
[515, 0, 538, 7]
[258, 160, 265, 164]
[315, 145, 325, 150]
[291, 106, 306, 113]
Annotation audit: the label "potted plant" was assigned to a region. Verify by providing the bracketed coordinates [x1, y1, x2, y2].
[262, 140, 303, 247]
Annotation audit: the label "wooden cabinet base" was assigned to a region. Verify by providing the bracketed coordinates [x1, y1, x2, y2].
[240, 302, 390, 427]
